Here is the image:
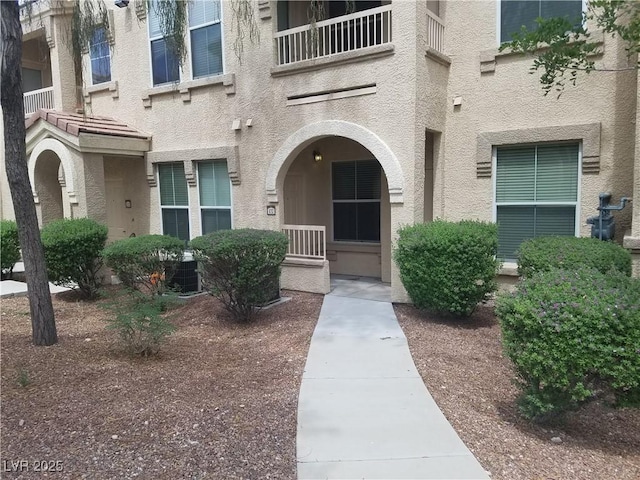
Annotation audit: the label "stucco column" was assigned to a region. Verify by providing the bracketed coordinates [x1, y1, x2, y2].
[77, 153, 108, 225]
[49, 15, 78, 112]
[623, 74, 640, 276]
[390, 203, 410, 303]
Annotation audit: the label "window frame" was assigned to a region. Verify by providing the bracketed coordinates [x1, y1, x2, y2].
[496, 0, 587, 46]
[147, 0, 181, 86]
[186, 0, 225, 80]
[157, 162, 191, 242]
[196, 160, 233, 235]
[89, 26, 112, 85]
[330, 159, 382, 244]
[491, 141, 582, 262]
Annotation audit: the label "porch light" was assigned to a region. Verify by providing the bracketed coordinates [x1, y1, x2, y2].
[313, 150, 323, 162]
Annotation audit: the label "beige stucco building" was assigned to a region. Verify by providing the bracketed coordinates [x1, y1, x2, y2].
[1, 0, 639, 302]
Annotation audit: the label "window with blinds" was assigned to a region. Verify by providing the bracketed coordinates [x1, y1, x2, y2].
[198, 161, 232, 234]
[148, 0, 180, 85]
[189, 0, 223, 79]
[332, 160, 381, 242]
[500, 0, 582, 43]
[495, 143, 579, 261]
[89, 27, 111, 85]
[158, 163, 190, 242]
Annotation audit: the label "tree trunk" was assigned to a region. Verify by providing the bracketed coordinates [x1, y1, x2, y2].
[1, 0, 57, 346]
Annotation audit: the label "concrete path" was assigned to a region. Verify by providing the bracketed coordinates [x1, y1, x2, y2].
[0, 280, 71, 298]
[330, 274, 392, 303]
[297, 295, 489, 480]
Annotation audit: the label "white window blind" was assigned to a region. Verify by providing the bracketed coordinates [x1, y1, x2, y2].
[495, 143, 579, 260]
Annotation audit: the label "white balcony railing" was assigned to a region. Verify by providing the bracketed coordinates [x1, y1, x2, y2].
[274, 4, 392, 66]
[282, 225, 326, 260]
[426, 10, 444, 54]
[24, 86, 54, 117]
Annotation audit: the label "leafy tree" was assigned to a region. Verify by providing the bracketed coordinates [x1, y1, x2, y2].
[502, 0, 640, 94]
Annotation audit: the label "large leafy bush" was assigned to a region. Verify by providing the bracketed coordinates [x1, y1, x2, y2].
[102, 235, 184, 296]
[394, 220, 501, 316]
[497, 267, 640, 420]
[517, 236, 631, 277]
[41, 218, 108, 298]
[1, 219, 20, 276]
[191, 229, 289, 321]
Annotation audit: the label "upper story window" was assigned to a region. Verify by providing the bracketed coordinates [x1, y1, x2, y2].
[89, 27, 111, 85]
[148, 1, 180, 85]
[148, 0, 223, 86]
[332, 160, 381, 243]
[495, 143, 579, 261]
[189, 0, 223, 79]
[500, 0, 583, 43]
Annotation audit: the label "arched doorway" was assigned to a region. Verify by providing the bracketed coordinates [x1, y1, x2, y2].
[33, 149, 65, 226]
[267, 121, 404, 284]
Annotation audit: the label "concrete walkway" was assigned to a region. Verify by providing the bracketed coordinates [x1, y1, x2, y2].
[297, 295, 489, 480]
[0, 280, 71, 298]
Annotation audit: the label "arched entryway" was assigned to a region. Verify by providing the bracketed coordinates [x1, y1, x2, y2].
[267, 121, 404, 284]
[33, 149, 65, 226]
[28, 137, 77, 226]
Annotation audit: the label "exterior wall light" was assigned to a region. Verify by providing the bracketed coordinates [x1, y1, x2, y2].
[313, 150, 323, 162]
[115, 0, 130, 8]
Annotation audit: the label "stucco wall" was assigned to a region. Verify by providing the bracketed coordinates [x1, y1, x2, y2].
[440, 1, 637, 245]
[4, 0, 638, 301]
[74, 0, 419, 300]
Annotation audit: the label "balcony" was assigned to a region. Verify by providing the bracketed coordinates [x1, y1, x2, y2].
[274, 4, 393, 66]
[426, 9, 444, 54]
[24, 86, 54, 117]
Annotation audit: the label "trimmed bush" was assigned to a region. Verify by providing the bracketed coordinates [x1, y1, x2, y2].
[1, 220, 20, 276]
[394, 220, 501, 317]
[102, 290, 177, 357]
[517, 236, 631, 278]
[496, 267, 640, 420]
[191, 229, 289, 322]
[41, 218, 108, 299]
[102, 235, 184, 296]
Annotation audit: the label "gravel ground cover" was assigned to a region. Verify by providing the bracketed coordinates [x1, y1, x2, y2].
[395, 304, 640, 480]
[1, 287, 322, 479]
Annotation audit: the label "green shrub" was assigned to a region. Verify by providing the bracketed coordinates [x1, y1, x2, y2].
[1, 219, 20, 276]
[394, 220, 501, 317]
[41, 218, 108, 299]
[496, 267, 640, 420]
[102, 290, 177, 357]
[517, 236, 631, 278]
[102, 235, 184, 296]
[191, 229, 289, 322]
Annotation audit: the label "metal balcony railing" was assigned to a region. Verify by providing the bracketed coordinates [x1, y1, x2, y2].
[274, 4, 393, 66]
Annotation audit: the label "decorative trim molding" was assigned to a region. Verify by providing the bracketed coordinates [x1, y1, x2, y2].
[476, 123, 601, 178]
[28, 138, 79, 205]
[480, 30, 605, 74]
[146, 146, 240, 187]
[258, 0, 271, 19]
[266, 120, 404, 204]
[106, 10, 116, 46]
[83, 81, 119, 104]
[46, 17, 55, 48]
[135, 0, 147, 21]
[425, 47, 451, 66]
[271, 44, 394, 77]
[142, 73, 235, 108]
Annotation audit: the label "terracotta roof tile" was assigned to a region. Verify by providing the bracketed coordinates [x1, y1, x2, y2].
[26, 109, 150, 140]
